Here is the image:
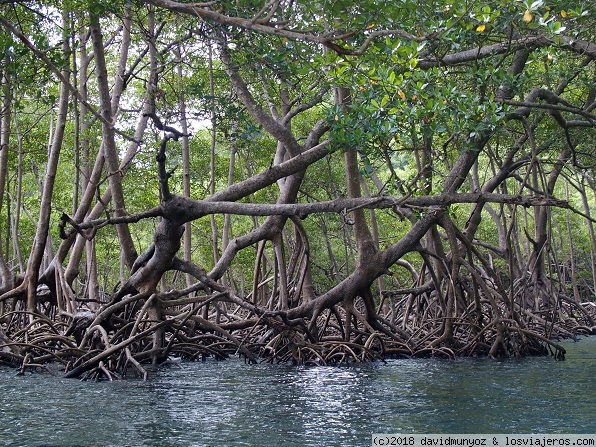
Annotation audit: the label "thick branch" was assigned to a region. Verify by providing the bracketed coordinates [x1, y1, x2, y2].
[209, 139, 331, 202]
[219, 44, 302, 157]
[68, 192, 568, 232]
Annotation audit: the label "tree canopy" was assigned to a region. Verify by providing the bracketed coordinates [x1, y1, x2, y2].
[0, 0, 595, 378]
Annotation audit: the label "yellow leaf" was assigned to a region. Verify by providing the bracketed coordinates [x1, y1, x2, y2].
[561, 10, 567, 17]
[523, 10, 533, 22]
[397, 89, 406, 101]
[334, 115, 339, 121]
[367, 23, 375, 29]
[476, 23, 486, 32]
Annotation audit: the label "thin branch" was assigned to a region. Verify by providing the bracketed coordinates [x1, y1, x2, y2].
[502, 97, 596, 123]
[0, 15, 138, 143]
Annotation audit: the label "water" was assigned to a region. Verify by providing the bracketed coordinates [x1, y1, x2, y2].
[0, 337, 594, 447]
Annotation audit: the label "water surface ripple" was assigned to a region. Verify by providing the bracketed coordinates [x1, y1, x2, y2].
[0, 337, 594, 447]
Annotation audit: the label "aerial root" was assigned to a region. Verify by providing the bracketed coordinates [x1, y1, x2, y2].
[0, 287, 593, 379]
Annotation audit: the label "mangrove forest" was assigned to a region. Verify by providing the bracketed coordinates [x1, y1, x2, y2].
[0, 0, 595, 380]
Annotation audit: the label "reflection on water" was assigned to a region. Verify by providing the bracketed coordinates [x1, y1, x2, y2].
[0, 337, 594, 447]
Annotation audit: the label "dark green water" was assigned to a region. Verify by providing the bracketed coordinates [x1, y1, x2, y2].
[0, 337, 594, 447]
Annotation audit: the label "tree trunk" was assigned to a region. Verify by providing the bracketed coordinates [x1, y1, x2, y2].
[530, 147, 572, 295]
[175, 45, 194, 288]
[89, 12, 137, 271]
[208, 43, 220, 270]
[564, 183, 581, 302]
[0, 65, 12, 295]
[336, 87, 377, 266]
[579, 176, 596, 297]
[10, 110, 25, 273]
[335, 86, 382, 334]
[23, 9, 71, 313]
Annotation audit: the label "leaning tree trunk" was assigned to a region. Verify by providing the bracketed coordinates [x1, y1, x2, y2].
[22, 10, 71, 314]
